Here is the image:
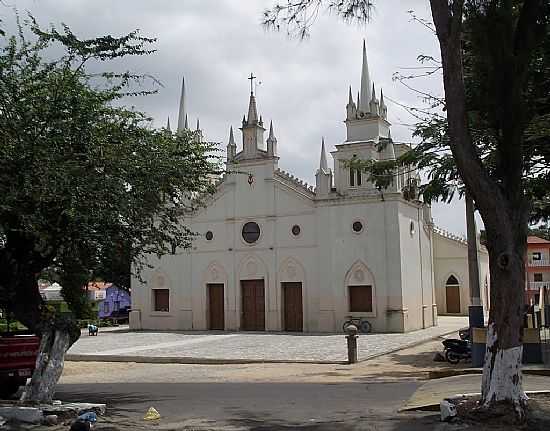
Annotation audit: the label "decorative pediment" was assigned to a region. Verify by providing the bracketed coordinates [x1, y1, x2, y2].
[202, 261, 228, 284]
[238, 254, 268, 280]
[151, 270, 170, 289]
[278, 256, 306, 282]
[344, 260, 375, 286]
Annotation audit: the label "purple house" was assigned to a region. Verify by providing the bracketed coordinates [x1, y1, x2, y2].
[97, 284, 131, 320]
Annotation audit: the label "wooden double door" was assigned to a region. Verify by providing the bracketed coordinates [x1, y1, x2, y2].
[207, 284, 225, 330]
[241, 280, 265, 331]
[282, 282, 303, 332]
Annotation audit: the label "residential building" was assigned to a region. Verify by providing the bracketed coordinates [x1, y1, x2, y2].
[526, 236, 550, 307]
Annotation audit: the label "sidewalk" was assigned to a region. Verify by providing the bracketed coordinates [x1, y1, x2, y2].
[401, 374, 550, 411]
[67, 316, 469, 364]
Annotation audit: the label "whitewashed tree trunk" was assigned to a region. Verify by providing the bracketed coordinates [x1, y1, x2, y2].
[21, 328, 71, 403]
[481, 323, 528, 419]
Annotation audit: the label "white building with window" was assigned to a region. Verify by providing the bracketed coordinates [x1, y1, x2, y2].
[130, 42, 481, 333]
[433, 228, 490, 316]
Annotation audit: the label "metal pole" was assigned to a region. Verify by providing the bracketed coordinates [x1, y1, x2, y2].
[466, 192, 485, 366]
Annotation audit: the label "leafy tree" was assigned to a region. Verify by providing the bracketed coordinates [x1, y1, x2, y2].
[264, 0, 549, 420]
[0, 17, 220, 401]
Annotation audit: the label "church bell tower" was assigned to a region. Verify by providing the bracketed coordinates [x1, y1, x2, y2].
[240, 73, 266, 159]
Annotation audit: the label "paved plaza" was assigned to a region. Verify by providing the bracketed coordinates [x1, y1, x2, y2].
[67, 316, 468, 363]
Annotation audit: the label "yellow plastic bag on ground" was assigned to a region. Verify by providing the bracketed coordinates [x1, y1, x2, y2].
[143, 407, 161, 421]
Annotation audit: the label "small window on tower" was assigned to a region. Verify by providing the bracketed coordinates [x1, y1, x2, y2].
[349, 168, 355, 187]
[357, 169, 362, 186]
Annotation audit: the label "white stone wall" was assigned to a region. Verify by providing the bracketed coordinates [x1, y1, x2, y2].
[433, 230, 490, 316]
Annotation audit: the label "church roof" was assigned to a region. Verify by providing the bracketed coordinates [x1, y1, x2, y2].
[274, 168, 315, 196]
[433, 226, 467, 245]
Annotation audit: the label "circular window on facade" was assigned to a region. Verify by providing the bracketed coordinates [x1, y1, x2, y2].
[242, 222, 261, 244]
[352, 221, 363, 233]
[291, 225, 301, 237]
[410, 221, 416, 236]
[205, 231, 213, 241]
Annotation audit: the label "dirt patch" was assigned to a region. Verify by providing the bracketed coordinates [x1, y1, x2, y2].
[448, 394, 550, 430]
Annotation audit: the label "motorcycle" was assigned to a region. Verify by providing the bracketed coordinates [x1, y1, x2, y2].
[442, 338, 471, 364]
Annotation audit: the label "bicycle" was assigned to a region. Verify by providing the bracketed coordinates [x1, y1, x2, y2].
[342, 316, 372, 334]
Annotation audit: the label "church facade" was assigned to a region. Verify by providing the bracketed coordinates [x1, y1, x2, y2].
[130, 42, 475, 333]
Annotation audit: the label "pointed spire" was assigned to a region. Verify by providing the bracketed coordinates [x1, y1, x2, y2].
[268, 121, 276, 141]
[357, 91, 360, 111]
[177, 76, 187, 132]
[259, 115, 263, 126]
[166, 116, 171, 132]
[380, 88, 387, 119]
[267, 120, 277, 157]
[227, 125, 236, 161]
[184, 114, 188, 130]
[371, 82, 376, 102]
[229, 125, 235, 146]
[319, 137, 328, 172]
[247, 93, 258, 124]
[346, 85, 357, 120]
[196, 118, 200, 131]
[359, 39, 372, 113]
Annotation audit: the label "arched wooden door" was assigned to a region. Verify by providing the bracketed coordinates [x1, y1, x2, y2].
[445, 275, 461, 314]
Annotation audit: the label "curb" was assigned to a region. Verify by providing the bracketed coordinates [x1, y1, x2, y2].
[429, 367, 550, 380]
[400, 390, 550, 412]
[65, 354, 348, 365]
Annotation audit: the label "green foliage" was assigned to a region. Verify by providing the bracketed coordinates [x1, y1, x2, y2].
[0, 16, 221, 327]
[349, 3, 550, 225]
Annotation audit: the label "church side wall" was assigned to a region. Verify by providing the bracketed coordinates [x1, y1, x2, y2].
[397, 202, 436, 332]
[315, 198, 404, 332]
[433, 233, 490, 316]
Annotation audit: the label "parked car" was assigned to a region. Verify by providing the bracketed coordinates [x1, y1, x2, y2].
[0, 331, 40, 398]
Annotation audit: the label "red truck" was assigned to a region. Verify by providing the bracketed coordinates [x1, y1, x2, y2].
[0, 332, 40, 398]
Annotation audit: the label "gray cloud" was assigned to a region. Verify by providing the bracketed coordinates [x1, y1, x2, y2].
[2, 0, 475, 235]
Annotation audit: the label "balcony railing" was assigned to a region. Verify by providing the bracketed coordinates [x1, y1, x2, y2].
[527, 281, 550, 291]
[528, 259, 550, 267]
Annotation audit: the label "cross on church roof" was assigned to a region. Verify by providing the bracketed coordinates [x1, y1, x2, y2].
[248, 73, 256, 95]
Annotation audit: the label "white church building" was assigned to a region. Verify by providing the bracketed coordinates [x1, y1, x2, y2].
[130, 42, 488, 333]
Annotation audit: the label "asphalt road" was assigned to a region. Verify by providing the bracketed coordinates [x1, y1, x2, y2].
[54, 381, 440, 430]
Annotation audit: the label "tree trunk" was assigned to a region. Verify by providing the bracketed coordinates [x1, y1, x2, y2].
[1, 241, 79, 403]
[21, 327, 72, 403]
[480, 222, 528, 419]
[429, 0, 535, 420]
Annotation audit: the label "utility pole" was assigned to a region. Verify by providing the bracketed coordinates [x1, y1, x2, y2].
[466, 192, 484, 366]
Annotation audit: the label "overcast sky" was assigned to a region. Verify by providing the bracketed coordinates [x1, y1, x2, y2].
[2, 0, 480, 236]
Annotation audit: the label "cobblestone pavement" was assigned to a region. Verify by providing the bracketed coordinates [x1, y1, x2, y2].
[68, 316, 468, 363]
